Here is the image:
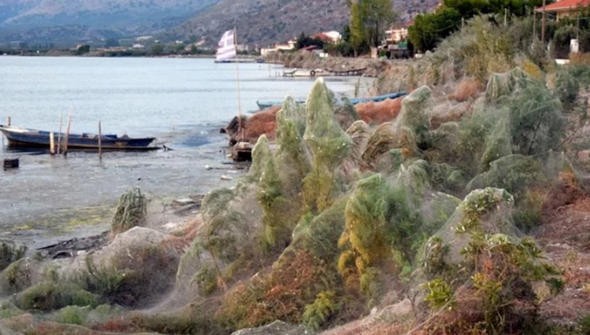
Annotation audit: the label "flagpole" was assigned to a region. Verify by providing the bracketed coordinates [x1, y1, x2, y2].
[234, 27, 244, 142]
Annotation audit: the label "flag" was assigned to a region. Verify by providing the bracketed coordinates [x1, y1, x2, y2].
[216, 29, 237, 62]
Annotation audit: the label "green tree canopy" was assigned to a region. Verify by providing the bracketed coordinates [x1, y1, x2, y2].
[409, 0, 545, 52]
[348, 0, 396, 55]
[408, 7, 461, 52]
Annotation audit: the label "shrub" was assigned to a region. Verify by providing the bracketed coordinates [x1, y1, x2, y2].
[53, 305, 90, 325]
[506, 78, 564, 158]
[0, 241, 26, 271]
[303, 79, 351, 212]
[448, 77, 482, 102]
[467, 155, 547, 200]
[424, 278, 455, 310]
[0, 258, 33, 294]
[111, 188, 146, 235]
[338, 173, 425, 303]
[302, 290, 339, 330]
[16, 281, 98, 311]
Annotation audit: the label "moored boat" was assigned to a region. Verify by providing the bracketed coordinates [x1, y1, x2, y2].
[254, 91, 407, 110]
[0, 125, 157, 150]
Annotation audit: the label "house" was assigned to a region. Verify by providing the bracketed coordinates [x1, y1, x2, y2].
[385, 26, 409, 44]
[535, 0, 590, 21]
[382, 24, 411, 58]
[260, 39, 296, 56]
[312, 31, 342, 44]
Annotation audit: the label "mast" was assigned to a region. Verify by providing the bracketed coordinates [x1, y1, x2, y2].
[234, 27, 244, 142]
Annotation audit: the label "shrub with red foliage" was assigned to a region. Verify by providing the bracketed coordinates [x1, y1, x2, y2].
[448, 78, 482, 102]
[355, 98, 402, 125]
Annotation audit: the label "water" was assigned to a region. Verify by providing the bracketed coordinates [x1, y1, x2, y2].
[0, 56, 355, 247]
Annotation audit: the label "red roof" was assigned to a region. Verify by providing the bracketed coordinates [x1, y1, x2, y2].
[536, 0, 590, 12]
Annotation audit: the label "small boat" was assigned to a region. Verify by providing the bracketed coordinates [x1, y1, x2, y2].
[348, 92, 407, 104]
[0, 125, 157, 150]
[256, 98, 306, 110]
[255, 92, 407, 110]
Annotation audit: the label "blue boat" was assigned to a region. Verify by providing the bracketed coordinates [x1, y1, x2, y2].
[348, 92, 407, 104]
[256, 98, 306, 110]
[0, 125, 157, 150]
[255, 92, 406, 110]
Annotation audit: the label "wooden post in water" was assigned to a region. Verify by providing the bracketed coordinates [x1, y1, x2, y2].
[63, 115, 71, 156]
[57, 114, 63, 155]
[98, 121, 102, 160]
[49, 132, 55, 155]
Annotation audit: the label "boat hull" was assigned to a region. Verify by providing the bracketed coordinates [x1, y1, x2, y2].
[0, 125, 157, 151]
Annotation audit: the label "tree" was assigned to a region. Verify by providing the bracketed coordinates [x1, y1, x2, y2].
[362, 0, 396, 48]
[408, 7, 461, 52]
[151, 43, 164, 55]
[348, 0, 396, 55]
[349, 0, 366, 55]
[295, 32, 325, 50]
[74, 44, 90, 55]
[409, 0, 545, 53]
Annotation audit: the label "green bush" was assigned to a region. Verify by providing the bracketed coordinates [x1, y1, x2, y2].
[507, 79, 564, 157]
[1, 258, 33, 293]
[424, 278, 455, 309]
[111, 188, 147, 234]
[579, 314, 590, 335]
[0, 241, 26, 271]
[467, 155, 546, 200]
[303, 79, 351, 212]
[291, 198, 347, 262]
[16, 281, 98, 311]
[53, 305, 90, 325]
[302, 290, 339, 330]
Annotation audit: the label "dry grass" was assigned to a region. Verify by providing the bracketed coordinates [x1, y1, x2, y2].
[448, 78, 482, 102]
[569, 52, 590, 65]
[354, 98, 403, 125]
[216, 250, 334, 330]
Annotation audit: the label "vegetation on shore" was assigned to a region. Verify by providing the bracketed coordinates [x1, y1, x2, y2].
[0, 12, 590, 335]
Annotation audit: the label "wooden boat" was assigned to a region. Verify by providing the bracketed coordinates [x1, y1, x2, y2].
[348, 92, 407, 104]
[0, 125, 157, 150]
[256, 98, 306, 110]
[255, 91, 407, 110]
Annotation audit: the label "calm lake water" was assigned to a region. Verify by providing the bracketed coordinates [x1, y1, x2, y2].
[0, 56, 357, 247]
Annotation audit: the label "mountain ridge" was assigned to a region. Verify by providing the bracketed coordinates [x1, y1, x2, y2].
[0, 0, 218, 47]
[175, 0, 440, 48]
[0, 0, 440, 49]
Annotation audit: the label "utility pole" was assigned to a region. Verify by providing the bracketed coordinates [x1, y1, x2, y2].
[541, 0, 546, 42]
[533, 8, 537, 40]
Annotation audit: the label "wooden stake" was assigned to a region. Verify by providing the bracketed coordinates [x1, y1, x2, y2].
[98, 121, 102, 160]
[57, 114, 63, 155]
[49, 131, 55, 155]
[63, 115, 71, 156]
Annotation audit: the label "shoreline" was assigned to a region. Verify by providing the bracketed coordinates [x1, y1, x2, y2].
[0, 126, 246, 250]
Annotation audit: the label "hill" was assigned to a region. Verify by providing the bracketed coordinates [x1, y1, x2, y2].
[175, 0, 440, 48]
[0, 0, 440, 50]
[0, 0, 218, 48]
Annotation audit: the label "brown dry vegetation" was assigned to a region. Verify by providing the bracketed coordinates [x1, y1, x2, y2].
[354, 98, 402, 125]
